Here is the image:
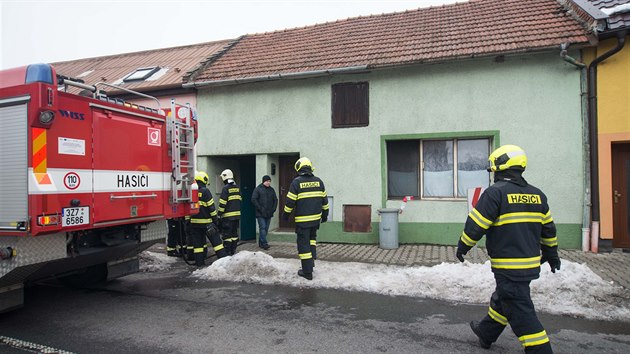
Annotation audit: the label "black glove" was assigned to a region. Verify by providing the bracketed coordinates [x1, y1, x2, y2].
[321, 216, 327, 223]
[541, 253, 561, 273]
[456, 249, 466, 262]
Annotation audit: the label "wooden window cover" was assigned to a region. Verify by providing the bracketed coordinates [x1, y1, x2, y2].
[343, 204, 372, 233]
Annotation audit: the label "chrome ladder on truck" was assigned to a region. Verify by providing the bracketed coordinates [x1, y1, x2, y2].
[167, 98, 196, 204]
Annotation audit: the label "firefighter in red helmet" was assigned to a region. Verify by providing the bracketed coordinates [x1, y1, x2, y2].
[456, 145, 560, 353]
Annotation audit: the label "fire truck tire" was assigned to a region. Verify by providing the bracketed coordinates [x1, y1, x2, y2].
[58, 263, 108, 288]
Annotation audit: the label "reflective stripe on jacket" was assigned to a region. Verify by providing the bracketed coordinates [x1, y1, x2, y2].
[283, 173, 329, 228]
[458, 179, 557, 281]
[218, 182, 241, 220]
[189, 185, 218, 228]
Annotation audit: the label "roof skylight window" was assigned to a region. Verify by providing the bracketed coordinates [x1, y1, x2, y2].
[123, 67, 160, 82]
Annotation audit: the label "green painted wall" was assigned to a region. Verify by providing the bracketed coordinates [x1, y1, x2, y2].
[266, 222, 582, 249]
[196, 52, 585, 248]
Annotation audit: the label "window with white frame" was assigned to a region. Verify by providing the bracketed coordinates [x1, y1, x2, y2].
[123, 67, 160, 82]
[387, 138, 491, 199]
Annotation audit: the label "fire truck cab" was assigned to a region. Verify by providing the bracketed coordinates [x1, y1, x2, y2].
[0, 63, 198, 313]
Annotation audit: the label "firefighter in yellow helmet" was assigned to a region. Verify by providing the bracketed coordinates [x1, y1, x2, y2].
[456, 145, 560, 353]
[282, 157, 329, 280]
[187, 171, 226, 266]
[218, 169, 241, 255]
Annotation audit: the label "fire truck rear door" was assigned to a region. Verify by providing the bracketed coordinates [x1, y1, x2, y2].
[91, 106, 165, 225]
[0, 98, 29, 231]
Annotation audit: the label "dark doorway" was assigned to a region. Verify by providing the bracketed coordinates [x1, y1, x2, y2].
[278, 155, 299, 230]
[612, 143, 630, 248]
[238, 156, 256, 241]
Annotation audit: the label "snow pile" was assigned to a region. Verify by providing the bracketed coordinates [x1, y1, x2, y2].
[139, 251, 178, 272]
[189, 251, 630, 322]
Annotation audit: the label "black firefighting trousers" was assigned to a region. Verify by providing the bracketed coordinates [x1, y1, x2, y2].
[476, 274, 552, 353]
[221, 219, 240, 256]
[296, 225, 318, 274]
[166, 219, 185, 255]
[187, 225, 227, 266]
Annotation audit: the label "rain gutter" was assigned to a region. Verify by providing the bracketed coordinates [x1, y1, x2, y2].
[183, 65, 370, 88]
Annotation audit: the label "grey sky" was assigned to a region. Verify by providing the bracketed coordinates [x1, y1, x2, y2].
[1, 0, 461, 69]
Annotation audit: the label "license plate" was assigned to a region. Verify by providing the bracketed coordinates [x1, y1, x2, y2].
[62, 206, 90, 227]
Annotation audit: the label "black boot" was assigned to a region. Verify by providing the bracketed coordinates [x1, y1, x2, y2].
[469, 321, 491, 349]
[297, 269, 313, 280]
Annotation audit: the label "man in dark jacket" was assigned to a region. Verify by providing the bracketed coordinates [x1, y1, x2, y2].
[283, 157, 329, 280]
[251, 175, 278, 250]
[456, 145, 560, 353]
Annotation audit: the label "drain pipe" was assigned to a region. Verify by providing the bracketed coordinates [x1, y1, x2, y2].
[587, 31, 627, 252]
[560, 44, 591, 251]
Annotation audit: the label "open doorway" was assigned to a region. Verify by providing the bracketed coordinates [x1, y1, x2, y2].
[205, 155, 256, 241]
[278, 154, 300, 231]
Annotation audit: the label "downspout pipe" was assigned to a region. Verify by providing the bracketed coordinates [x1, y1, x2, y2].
[587, 30, 627, 252]
[560, 44, 589, 251]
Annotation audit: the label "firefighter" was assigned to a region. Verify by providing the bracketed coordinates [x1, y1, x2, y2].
[282, 157, 329, 280]
[166, 217, 185, 257]
[188, 171, 227, 266]
[218, 169, 241, 256]
[456, 145, 560, 353]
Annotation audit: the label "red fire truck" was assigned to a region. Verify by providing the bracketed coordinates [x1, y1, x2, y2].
[0, 63, 198, 313]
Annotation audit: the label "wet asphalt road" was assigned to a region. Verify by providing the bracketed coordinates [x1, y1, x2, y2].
[0, 264, 629, 354]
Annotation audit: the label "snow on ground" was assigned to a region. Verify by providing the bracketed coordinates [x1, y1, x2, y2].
[141, 250, 630, 322]
[138, 251, 178, 272]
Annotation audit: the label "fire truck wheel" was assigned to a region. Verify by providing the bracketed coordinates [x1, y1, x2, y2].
[58, 263, 108, 288]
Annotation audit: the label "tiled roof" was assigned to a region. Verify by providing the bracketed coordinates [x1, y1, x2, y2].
[187, 0, 593, 85]
[52, 40, 232, 94]
[588, 0, 630, 30]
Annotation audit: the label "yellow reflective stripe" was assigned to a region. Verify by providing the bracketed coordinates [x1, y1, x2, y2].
[542, 211, 553, 224]
[210, 210, 218, 217]
[186, 246, 194, 250]
[299, 252, 313, 260]
[540, 236, 558, 247]
[224, 237, 238, 242]
[460, 232, 477, 247]
[228, 195, 242, 201]
[166, 247, 176, 251]
[310, 240, 316, 246]
[493, 212, 545, 226]
[295, 214, 322, 222]
[218, 207, 225, 212]
[223, 211, 240, 218]
[190, 218, 212, 224]
[199, 200, 213, 207]
[284, 206, 293, 213]
[219, 199, 227, 205]
[322, 191, 327, 197]
[519, 330, 549, 347]
[322, 204, 330, 210]
[491, 256, 541, 269]
[469, 208, 492, 229]
[287, 192, 297, 201]
[193, 247, 204, 253]
[297, 191, 325, 199]
[213, 244, 225, 251]
[488, 307, 507, 325]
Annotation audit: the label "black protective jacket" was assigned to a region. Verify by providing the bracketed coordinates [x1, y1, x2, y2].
[283, 169, 329, 228]
[458, 171, 558, 281]
[252, 183, 278, 218]
[218, 181, 241, 221]
[189, 183, 218, 228]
